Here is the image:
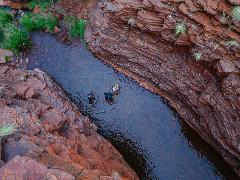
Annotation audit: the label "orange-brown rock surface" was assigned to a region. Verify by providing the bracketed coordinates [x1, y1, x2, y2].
[0, 65, 138, 180]
[3, 0, 28, 9]
[60, 0, 240, 176]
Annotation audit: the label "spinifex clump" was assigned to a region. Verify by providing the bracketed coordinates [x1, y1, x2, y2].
[69, 18, 87, 39]
[0, 9, 13, 28]
[27, 0, 55, 10]
[20, 12, 58, 32]
[0, 9, 31, 53]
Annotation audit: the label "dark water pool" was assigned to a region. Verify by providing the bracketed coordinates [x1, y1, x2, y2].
[25, 32, 238, 180]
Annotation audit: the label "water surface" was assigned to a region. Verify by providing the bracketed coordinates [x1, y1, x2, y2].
[26, 33, 238, 180]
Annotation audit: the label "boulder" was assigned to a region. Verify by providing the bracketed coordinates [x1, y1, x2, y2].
[0, 156, 75, 180]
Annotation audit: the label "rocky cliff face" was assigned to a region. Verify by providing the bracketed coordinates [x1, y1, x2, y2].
[0, 65, 138, 179]
[62, 0, 240, 176]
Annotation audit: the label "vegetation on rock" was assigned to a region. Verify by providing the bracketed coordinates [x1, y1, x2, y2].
[27, 0, 55, 10]
[0, 124, 17, 138]
[20, 12, 58, 32]
[175, 22, 186, 36]
[64, 15, 87, 39]
[69, 18, 87, 39]
[225, 40, 239, 47]
[193, 52, 202, 61]
[0, 24, 31, 53]
[0, 9, 13, 28]
[0, 0, 86, 53]
[232, 6, 240, 21]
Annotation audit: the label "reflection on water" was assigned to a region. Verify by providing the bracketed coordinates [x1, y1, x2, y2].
[26, 32, 238, 180]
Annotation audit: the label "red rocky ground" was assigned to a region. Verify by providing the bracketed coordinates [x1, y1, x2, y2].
[0, 65, 138, 180]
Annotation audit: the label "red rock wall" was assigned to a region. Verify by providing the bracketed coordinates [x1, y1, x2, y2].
[83, 0, 240, 176]
[0, 66, 138, 180]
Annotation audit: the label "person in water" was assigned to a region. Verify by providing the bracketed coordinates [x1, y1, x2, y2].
[104, 92, 114, 104]
[88, 91, 96, 104]
[104, 83, 121, 104]
[112, 83, 120, 95]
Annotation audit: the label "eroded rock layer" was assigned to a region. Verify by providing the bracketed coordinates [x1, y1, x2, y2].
[0, 65, 138, 180]
[60, 0, 240, 176]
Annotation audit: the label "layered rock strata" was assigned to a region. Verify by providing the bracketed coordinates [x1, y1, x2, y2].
[60, 0, 240, 176]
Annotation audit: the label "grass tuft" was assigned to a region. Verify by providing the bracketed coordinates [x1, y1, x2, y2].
[175, 22, 186, 36]
[232, 6, 240, 21]
[20, 12, 57, 32]
[0, 24, 31, 53]
[0, 124, 17, 138]
[0, 29, 4, 42]
[0, 9, 13, 28]
[225, 40, 239, 47]
[27, 0, 55, 10]
[69, 19, 87, 39]
[193, 52, 202, 61]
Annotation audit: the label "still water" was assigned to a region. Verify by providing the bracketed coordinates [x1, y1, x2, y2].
[26, 32, 238, 180]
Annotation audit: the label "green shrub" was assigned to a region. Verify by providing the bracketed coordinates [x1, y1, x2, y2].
[175, 22, 186, 36]
[193, 52, 202, 61]
[4, 56, 12, 63]
[20, 12, 57, 32]
[225, 40, 239, 47]
[69, 19, 87, 39]
[232, 6, 240, 21]
[0, 124, 17, 138]
[0, 29, 4, 42]
[0, 9, 13, 28]
[0, 24, 31, 53]
[27, 0, 55, 10]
